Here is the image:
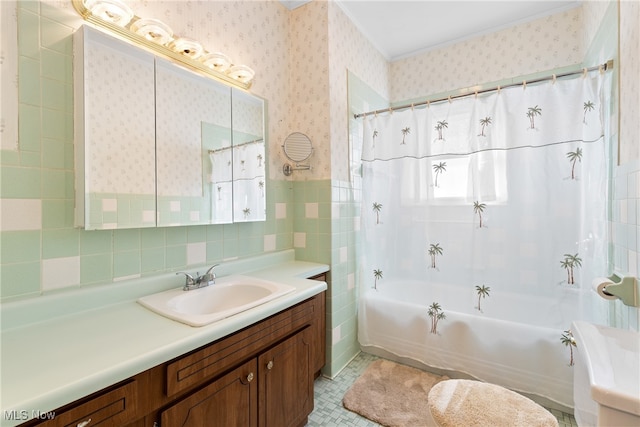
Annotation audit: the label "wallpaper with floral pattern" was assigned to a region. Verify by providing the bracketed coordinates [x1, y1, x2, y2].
[619, 0, 640, 163]
[390, 7, 584, 103]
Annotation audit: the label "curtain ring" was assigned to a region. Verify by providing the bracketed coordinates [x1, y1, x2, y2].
[552, 74, 557, 84]
[411, 103, 414, 111]
[497, 85, 501, 94]
[523, 80, 527, 90]
[388, 107, 393, 115]
[448, 96, 452, 103]
[582, 68, 588, 78]
[474, 89, 478, 98]
[427, 100, 430, 108]
[598, 65, 604, 74]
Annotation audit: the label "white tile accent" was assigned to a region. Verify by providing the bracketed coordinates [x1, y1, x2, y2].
[629, 250, 638, 276]
[264, 234, 276, 251]
[305, 202, 319, 218]
[102, 198, 117, 212]
[187, 242, 206, 265]
[42, 256, 80, 291]
[275, 202, 287, 219]
[294, 232, 306, 248]
[348, 273, 355, 290]
[170, 201, 181, 212]
[340, 246, 347, 263]
[620, 200, 628, 223]
[332, 325, 341, 343]
[332, 203, 340, 218]
[143, 210, 155, 223]
[0, 199, 42, 231]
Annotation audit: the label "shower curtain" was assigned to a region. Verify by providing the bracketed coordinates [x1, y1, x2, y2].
[358, 70, 612, 345]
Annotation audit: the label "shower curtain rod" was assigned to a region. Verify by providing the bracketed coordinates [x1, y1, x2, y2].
[207, 138, 264, 154]
[354, 59, 614, 119]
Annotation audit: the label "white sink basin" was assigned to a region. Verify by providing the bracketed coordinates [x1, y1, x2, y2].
[138, 275, 296, 326]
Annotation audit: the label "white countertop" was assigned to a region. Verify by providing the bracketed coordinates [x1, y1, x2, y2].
[0, 251, 328, 426]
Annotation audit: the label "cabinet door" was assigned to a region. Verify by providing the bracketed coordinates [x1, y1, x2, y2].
[160, 358, 257, 427]
[258, 328, 313, 427]
[155, 58, 232, 226]
[74, 25, 156, 230]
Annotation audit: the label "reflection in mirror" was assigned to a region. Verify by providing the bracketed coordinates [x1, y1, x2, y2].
[155, 58, 232, 226]
[204, 122, 233, 224]
[231, 89, 266, 222]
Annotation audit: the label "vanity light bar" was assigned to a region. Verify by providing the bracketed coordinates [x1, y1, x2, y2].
[71, 0, 254, 90]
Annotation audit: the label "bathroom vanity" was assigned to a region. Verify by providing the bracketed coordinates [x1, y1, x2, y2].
[18, 290, 324, 427]
[1, 253, 327, 427]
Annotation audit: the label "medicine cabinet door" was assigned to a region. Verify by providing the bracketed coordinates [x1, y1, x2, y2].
[155, 58, 233, 226]
[74, 25, 157, 230]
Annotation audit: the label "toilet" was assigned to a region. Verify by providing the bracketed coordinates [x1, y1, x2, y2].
[427, 379, 558, 427]
[572, 320, 640, 426]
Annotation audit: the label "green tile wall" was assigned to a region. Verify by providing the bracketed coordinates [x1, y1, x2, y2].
[0, 1, 294, 300]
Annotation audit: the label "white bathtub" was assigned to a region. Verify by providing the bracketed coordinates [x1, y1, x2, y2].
[358, 280, 581, 408]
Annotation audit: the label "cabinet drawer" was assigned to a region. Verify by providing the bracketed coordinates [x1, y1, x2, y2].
[166, 296, 319, 396]
[30, 380, 137, 427]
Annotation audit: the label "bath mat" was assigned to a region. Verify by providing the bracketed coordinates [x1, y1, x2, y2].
[342, 359, 448, 427]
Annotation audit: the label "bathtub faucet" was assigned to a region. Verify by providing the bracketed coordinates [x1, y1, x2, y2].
[176, 264, 219, 291]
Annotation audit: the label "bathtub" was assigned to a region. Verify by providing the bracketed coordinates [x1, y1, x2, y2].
[358, 280, 583, 408]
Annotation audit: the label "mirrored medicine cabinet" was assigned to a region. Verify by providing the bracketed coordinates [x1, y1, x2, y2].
[74, 25, 266, 230]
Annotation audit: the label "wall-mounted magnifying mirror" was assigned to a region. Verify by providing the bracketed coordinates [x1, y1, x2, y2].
[282, 132, 313, 176]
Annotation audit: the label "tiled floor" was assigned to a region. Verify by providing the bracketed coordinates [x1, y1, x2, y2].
[307, 352, 578, 427]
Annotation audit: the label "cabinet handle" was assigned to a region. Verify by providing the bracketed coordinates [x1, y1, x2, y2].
[267, 361, 274, 370]
[77, 419, 91, 427]
[246, 372, 254, 382]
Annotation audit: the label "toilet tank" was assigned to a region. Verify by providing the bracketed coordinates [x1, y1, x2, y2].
[572, 321, 640, 427]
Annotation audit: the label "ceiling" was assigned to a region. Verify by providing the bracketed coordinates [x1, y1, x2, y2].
[280, 0, 581, 61]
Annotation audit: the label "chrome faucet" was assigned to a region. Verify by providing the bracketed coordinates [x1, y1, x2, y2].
[176, 264, 219, 291]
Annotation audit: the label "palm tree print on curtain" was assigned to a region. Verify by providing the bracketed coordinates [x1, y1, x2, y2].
[567, 147, 583, 180]
[478, 116, 492, 136]
[428, 243, 443, 269]
[434, 120, 448, 141]
[428, 302, 446, 334]
[583, 101, 595, 124]
[372, 202, 382, 224]
[526, 105, 542, 129]
[560, 329, 576, 366]
[475, 285, 491, 312]
[473, 201, 486, 228]
[373, 269, 383, 290]
[432, 162, 447, 187]
[560, 253, 582, 285]
[401, 127, 410, 144]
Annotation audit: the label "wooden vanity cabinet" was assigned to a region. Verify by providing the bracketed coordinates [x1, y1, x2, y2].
[20, 291, 325, 427]
[159, 358, 258, 426]
[160, 327, 313, 427]
[258, 327, 313, 427]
